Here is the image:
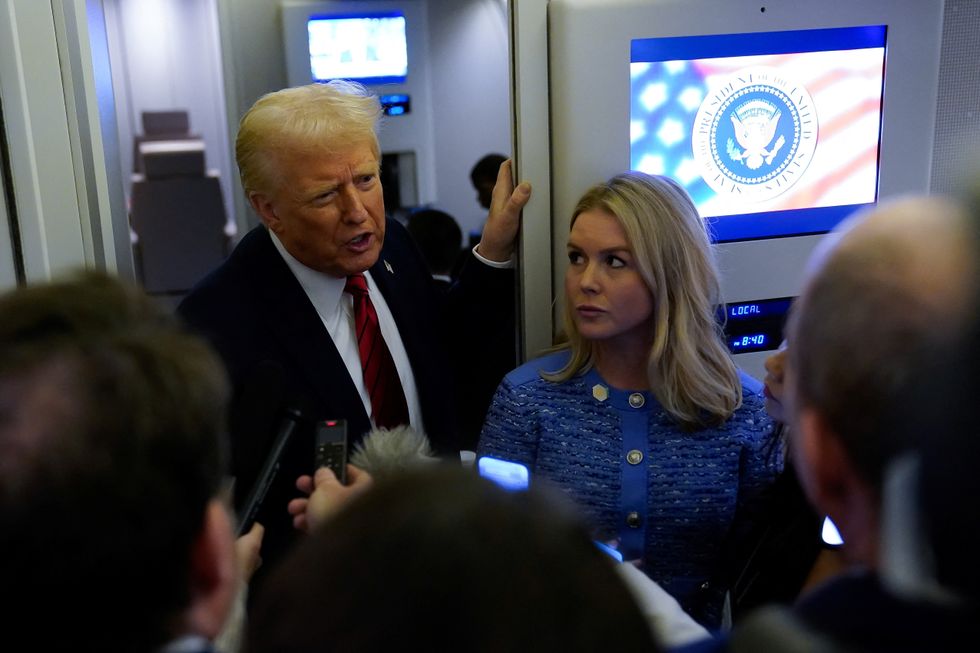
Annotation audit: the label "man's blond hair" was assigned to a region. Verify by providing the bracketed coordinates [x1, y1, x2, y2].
[236, 81, 382, 196]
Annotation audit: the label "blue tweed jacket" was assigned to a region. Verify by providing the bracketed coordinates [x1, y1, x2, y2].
[477, 350, 782, 628]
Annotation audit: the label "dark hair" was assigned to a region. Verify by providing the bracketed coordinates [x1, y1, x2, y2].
[406, 208, 463, 275]
[470, 153, 507, 186]
[0, 271, 230, 651]
[246, 464, 660, 652]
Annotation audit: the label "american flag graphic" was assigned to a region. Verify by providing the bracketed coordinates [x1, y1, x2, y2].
[630, 48, 885, 219]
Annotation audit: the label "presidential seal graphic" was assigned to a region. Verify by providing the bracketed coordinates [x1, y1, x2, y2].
[692, 66, 817, 203]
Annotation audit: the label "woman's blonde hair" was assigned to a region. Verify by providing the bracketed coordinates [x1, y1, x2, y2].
[235, 80, 382, 196]
[544, 171, 741, 429]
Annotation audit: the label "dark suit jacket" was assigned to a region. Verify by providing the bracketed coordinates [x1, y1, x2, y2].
[178, 221, 515, 574]
[676, 572, 979, 653]
[778, 571, 975, 652]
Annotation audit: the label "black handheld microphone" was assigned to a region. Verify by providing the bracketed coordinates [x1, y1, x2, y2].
[236, 406, 304, 536]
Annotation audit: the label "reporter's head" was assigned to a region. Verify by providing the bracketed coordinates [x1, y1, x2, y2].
[0, 271, 235, 651]
[785, 195, 976, 566]
[247, 464, 661, 652]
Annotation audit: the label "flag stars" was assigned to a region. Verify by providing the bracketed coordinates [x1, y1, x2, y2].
[636, 154, 666, 175]
[640, 82, 668, 112]
[657, 118, 684, 147]
[678, 86, 704, 112]
[630, 120, 647, 144]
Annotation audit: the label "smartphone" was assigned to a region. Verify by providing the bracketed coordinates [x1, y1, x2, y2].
[314, 419, 348, 485]
[594, 540, 624, 562]
[477, 456, 530, 491]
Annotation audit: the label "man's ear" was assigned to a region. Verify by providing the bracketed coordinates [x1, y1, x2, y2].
[796, 407, 882, 565]
[249, 191, 281, 232]
[795, 408, 854, 521]
[184, 499, 238, 639]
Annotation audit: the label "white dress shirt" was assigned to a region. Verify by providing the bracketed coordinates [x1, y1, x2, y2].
[614, 562, 711, 647]
[269, 232, 422, 431]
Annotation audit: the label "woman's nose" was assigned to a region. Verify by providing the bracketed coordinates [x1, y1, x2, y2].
[579, 264, 599, 293]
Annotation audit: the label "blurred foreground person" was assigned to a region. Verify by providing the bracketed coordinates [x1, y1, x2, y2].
[0, 272, 257, 652]
[246, 465, 663, 652]
[286, 426, 711, 647]
[875, 182, 980, 641]
[680, 194, 978, 651]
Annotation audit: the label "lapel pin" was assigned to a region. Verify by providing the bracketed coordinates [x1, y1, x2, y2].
[384, 260, 394, 274]
[592, 384, 608, 402]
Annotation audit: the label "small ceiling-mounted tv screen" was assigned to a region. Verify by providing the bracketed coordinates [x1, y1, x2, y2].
[308, 12, 408, 85]
[630, 25, 886, 242]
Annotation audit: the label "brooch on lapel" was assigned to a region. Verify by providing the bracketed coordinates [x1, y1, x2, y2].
[592, 384, 608, 402]
[384, 260, 394, 274]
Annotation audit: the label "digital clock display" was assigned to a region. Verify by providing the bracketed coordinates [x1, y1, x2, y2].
[720, 297, 793, 354]
[731, 334, 767, 349]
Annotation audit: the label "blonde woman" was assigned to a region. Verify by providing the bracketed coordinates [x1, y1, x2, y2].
[477, 172, 781, 629]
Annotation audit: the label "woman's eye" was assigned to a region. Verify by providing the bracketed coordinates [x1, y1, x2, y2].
[567, 251, 584, 265]
[607, 256, 626, 269]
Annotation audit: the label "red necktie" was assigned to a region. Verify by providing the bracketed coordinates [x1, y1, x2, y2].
[344, 274, 409, 429]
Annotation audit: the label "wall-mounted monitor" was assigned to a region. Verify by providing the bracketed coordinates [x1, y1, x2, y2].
[540, 0, 943, 377]
[281, 1, 437, 206]
[630, 25, 886, 243]
[307, 12, 408, 85]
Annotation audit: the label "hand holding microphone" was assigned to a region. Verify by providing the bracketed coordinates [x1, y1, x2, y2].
[235, 522, 265, 581]
[288, 424, 437, 532]
[289, 465, 374, 532]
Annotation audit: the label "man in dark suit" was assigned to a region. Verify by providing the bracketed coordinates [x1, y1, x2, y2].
[178, 81, 530, 574]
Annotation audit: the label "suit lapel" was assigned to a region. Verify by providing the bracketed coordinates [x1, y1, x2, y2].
[370, 249, 429, 384]
[369, 232, 448, 441]
[246, 232, 370, 431]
